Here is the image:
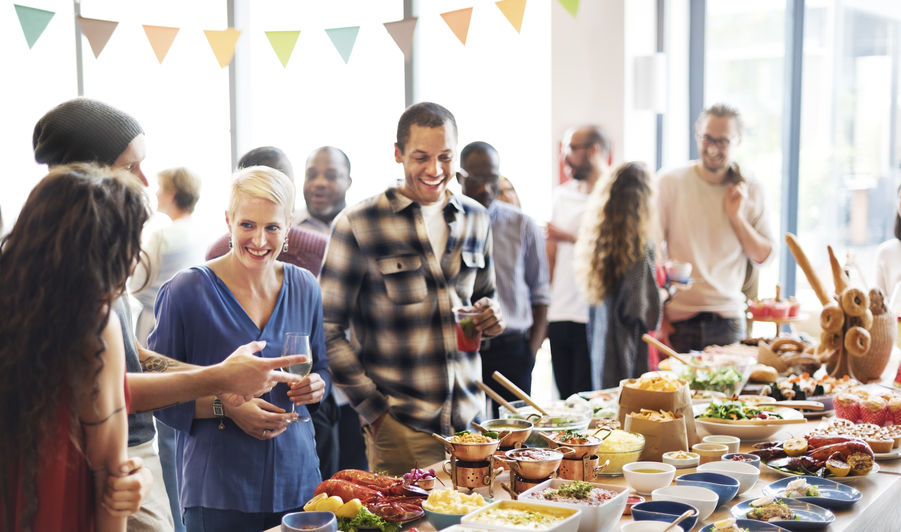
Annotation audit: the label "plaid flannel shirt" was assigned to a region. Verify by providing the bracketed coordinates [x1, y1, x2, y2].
[320, 187, 495, 435]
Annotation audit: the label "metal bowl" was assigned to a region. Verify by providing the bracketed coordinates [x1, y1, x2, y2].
[481, 418, 533, 448]
[445, 439, 500, 462]
[503, 447, 567, 479]
[547, 434, 603, 459]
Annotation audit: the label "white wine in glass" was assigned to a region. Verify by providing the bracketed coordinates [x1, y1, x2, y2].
[282, 332, 312, 422]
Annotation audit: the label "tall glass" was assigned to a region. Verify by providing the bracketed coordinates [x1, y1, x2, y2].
[282, 332, 313, 422]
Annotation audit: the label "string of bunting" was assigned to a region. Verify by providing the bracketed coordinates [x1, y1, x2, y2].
[12, 0, 579, 68]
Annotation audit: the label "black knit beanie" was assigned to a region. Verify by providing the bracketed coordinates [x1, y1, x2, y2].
[33, 98, 144, 166]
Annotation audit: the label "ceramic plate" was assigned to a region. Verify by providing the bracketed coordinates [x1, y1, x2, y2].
[875, 447, 901, 461]
[730, 498, 835, 531]
[763, 461, 878, 483]
[699, 519, 790, 532]
[762, 475, 862, 509]
[693, 404, 805, 441]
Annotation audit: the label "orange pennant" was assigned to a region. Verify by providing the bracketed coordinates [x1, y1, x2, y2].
[203, 28, 241, 68]
[142, 25, 179, 64]
[78, 16, 118, 58]
[440, 8, 473, 45]
[496, 0, 527, 33]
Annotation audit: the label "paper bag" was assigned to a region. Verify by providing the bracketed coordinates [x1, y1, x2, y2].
[624, 413, 689, 461]
[617, 379, 699, 445]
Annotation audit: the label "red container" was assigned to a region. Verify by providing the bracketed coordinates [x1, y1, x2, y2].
[455, 321, 482, 352]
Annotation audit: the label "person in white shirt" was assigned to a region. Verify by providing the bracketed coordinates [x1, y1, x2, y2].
[658, 103, 773, 352]
[546, 125, 611, 398]
[874, 185, 901, 299]
[295, 146, 352, 234]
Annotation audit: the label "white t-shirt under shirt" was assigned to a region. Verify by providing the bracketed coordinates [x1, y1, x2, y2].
[548, 179, 591, 324]
[874, 238, 901, 299]
[421, 198, 450, 263]
[657, 164, 772, 321]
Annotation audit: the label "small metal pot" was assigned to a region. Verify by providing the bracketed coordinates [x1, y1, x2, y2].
[547, 435, 602, 459]
[445, 440, 500, 462]
[501, 447, 571, 479]
[481, 418, 534, 448]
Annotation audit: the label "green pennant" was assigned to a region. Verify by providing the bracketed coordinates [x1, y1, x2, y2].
[557, 0, 579, 18]
[14, 4, 55, 49]
[325, 26, 360, 64]
[265, 31, 300, 67]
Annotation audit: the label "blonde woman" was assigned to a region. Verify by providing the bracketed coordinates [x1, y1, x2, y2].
[150, 166, 328, 531]
[575, 162, 662, 389]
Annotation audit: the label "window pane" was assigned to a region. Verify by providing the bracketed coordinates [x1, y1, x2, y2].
[797, 2, 900, 305]
[705, 0, 786, 305]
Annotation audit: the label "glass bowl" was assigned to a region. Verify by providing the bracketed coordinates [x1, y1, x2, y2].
[498, 400, 592, 433]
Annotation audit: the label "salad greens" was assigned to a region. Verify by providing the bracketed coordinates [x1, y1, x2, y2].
[337, 508, 399, 532]
[697, 400, 783, 421]
[683, 367, 743, 393]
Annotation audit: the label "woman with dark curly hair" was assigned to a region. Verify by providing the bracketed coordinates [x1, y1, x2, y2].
[574, 162, 662, 389]
[0, 164, 151, 532]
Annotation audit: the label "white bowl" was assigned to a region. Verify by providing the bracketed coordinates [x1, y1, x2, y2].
[622, 462, 676, 495]
[661, 451, 699, 469]
[697, 460, 760, 494]
[619, 521, 676, 532]
[650, 485, 718, 520]
[702, 435, 740, 454]
[518, 478, 628, 532]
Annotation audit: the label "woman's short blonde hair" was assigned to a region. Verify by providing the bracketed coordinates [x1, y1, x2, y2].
[228, 165, 295, 224]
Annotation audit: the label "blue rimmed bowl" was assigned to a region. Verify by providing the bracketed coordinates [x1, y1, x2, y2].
[675, 472, 739, 506]
[762, 476, 862, 510]
[630, 500, 698, 531]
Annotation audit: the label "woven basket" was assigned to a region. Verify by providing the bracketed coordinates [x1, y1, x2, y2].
[849, 312, 896, 383]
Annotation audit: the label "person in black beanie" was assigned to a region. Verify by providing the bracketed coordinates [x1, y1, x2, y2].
[32, 98, 313, 532]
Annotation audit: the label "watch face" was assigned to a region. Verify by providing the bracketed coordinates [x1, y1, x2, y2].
[213, 398, 224, 416]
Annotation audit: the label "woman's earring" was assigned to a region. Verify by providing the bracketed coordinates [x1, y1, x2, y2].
[282, 239, 289, 253]
[228, 238, 233, 249]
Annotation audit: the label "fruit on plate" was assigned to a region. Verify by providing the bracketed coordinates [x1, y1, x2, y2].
[336, 498, 364, 518]
[783, 438, 808, 457]
[303, 493, 328, 511]
[826, 457, 851, 477]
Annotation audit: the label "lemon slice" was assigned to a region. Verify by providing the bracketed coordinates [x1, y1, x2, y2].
[336, 498, 364, 518]
[303, 493, 328, 512]
[317, 495, 344, 513]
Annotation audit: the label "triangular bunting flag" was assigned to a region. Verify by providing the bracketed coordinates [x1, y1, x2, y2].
[325, 26, 359, 64]
[142, 25, 179, 64]
[383, 18, 417, 62]
[78, 16, 118, 58]
[265, 30, 300, 68]
[440, 8, 473, 45]
[14, 4, 54, 49]
[203, 28, 241, 68]
[496, 0, 527, 33]
[557, 0, 579, 18]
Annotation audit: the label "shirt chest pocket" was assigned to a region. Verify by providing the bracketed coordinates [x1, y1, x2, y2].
[377, 255, 428, 305]
[460, 251, 485, 272]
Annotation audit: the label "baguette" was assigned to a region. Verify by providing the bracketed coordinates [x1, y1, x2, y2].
[827, 245, 850, 294]
[785, 233, 831, 305]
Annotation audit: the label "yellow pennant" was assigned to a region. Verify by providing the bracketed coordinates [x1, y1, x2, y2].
[496, 0, 527, 33]
[203, 28, 241, 68]
[142, 25, 179, 64]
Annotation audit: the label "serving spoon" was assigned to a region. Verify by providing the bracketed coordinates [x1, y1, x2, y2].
[662, 509, 696, 532]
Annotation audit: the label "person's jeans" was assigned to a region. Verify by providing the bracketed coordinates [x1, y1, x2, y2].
[312, 392, 339, 479]
[548, 321, 592, 399]
[480, 332, 534, 418]
[668, 312, 746, 353]
[184, 506, 301, 532]
[156, 421, 185, 532]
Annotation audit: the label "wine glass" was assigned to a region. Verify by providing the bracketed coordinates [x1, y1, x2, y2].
[282, 332, 313, 422]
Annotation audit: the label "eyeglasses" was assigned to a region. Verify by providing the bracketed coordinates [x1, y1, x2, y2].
[698, 134, 734, 148]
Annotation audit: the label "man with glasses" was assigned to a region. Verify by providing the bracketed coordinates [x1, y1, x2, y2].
[457, 141, 550, 417]
[657, 103, 773, 352]
[546, 125, 612, 399]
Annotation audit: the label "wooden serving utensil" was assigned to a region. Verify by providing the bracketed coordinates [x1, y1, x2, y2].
[471, 421, 510, 442]
[491, 371, 549, 417]
[662, 509, 696, 532]
[641, 333, 695, 367]
[475, 380, 522, 416]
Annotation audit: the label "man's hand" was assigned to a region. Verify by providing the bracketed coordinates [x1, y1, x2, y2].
[226, 398, 297, 440]
[472, 297, 505, 337]
[545, 222, 576, 244]
[101, 457, 152, 517]
[287, 373, 326, 406]
[724, 182, 747, 221]
[214, 341, 312, 404]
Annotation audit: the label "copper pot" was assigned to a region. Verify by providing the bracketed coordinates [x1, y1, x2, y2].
[500, 447, 571, 479]
[481, 418, 533, 448]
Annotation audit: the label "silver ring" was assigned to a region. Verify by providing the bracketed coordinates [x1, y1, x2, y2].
[262, 429, 270, 438]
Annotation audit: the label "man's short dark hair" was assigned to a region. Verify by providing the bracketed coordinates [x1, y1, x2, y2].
[237, 146, 294, 179]
[396, 102, 457, 154]
[695, 102, 743, 138]
[460, 141, 498, 167]
[579, 125, 611, 157]
[311, 146, 351, 175]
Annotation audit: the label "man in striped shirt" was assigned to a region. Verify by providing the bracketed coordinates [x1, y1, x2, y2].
[319, 102, 505, 475]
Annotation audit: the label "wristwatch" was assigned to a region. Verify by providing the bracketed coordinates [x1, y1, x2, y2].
[212, 396, 225, 430]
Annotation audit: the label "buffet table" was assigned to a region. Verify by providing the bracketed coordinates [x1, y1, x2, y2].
[412, 419, 901, 531]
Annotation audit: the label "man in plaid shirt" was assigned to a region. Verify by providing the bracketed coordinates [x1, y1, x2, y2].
[319, 102, 505, 474]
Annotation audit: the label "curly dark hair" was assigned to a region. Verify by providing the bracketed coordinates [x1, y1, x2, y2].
[0, 163, 149, 531]
[576, 162, 654, 304]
